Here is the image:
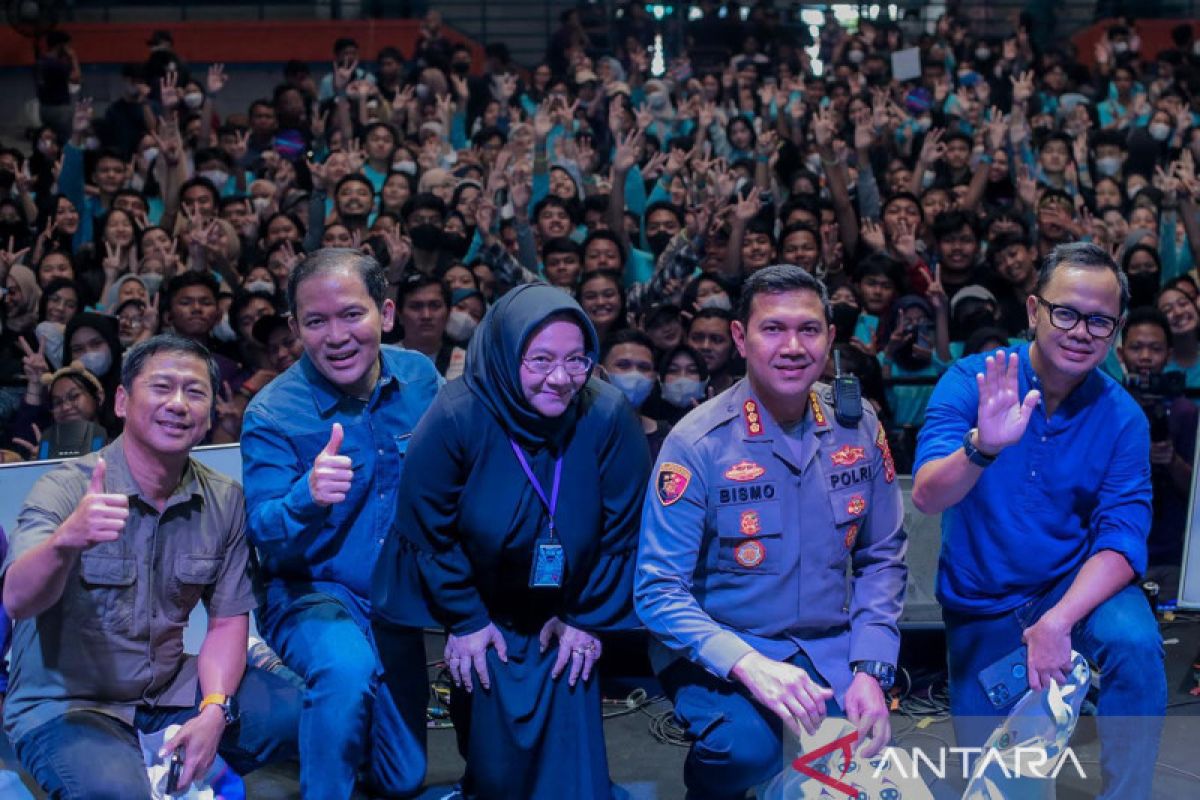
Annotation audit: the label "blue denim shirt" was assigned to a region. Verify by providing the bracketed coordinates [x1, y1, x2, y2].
[241, 346, 443, 607]
[915, 342, 1151, 616]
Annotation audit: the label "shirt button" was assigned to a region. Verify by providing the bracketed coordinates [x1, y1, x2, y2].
[378, 448, 384, 456]
[1041, 436, 1047, 443]
[1031, 471, 1037, 477]
[379, 492, 386, 500]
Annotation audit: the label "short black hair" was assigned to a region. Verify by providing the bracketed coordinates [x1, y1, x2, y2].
[164, 271, 219, 310]
[1035, 241, 1131, 315]
[736, 264, 832, 325]
[1123, 307, 1172, 347]
[645, 200, 685, 227]
[287, 248, 388, 316]
[601, 328, 656, 362]
[121, 333, 220, 399]
[397, 272, 450, 306]
[932, 210, 976, 241]
[402, 193, 447, 223]
[543, 237, 582, 259]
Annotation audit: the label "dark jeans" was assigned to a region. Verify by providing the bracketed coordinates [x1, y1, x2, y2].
[945, 577, 1166, 799]
[14, 666, 300, 800]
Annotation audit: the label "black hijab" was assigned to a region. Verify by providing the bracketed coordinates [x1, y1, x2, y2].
[463, 283, 600, 447]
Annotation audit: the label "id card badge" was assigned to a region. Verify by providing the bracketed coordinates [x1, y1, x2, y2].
[530, 541, 564, 588]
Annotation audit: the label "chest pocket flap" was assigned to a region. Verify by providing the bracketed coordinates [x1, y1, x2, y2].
[80, 554, 136, 586]
[715, 501, 784, 575]
[175, 555, 222, 585]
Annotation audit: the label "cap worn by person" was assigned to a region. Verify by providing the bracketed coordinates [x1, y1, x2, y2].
[949, 285, 999, 317]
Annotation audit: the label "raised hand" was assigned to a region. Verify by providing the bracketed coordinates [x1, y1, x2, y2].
[54, 458, 129, 550]
[0, 236, 30, 276]
[918, 127, 946, 166]
[860, 218, 885, 252]
[205, 63, 228, 95]
[812, 106, 835, 148]
[71, 98, 94, 141]
[975, 350, 1040, 455]
[733, 185, 762, 223]
[159, 69, 180, 111]
[612, 128, 644, 175]
[309, 423, 352, 506]
[11, 423, 43, 461]
[333, 58, 358, 93]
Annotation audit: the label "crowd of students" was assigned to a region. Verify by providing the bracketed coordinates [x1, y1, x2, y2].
[2, 7, 1200, 586]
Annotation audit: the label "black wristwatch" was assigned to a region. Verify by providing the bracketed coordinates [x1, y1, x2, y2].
[199, 693, 240, 726]
[852, 660, 896, 691]
[962, 428, 998, 468]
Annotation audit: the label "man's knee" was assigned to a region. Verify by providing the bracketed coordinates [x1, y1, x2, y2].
[1087, 590, 1164, 665]
[687, 706, 781, 787]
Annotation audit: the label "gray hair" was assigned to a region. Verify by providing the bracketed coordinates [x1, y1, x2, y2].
[286, 247, 388, 317]
[737, 263, 832, 324]
[1035, 241, 1130, 314]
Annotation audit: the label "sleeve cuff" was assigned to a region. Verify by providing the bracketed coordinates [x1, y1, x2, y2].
[698, 631, 756, 679]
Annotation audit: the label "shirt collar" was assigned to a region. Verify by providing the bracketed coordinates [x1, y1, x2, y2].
[299, 350, 400, 415]
[100, 435, 201, 510]
[1018, 340, 1104, 417]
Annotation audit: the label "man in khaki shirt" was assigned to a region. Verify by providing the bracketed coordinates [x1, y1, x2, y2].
[2, 335, 299, 798]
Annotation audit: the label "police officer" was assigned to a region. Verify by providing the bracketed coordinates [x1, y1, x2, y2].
[636, 265, 907, 800]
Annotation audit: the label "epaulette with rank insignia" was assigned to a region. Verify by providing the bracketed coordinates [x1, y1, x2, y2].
[743, 400, 764, 436]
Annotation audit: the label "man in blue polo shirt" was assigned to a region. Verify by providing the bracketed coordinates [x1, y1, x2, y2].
[241, 249, 442, 798]
[913, 242, 1164, 798]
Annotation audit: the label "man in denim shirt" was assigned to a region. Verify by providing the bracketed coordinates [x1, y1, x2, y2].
[914, 243, 1165, 798]
[241, 249, 442, 798]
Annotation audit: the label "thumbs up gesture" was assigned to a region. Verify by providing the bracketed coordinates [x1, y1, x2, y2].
[309, 423, 353, 506]
[55, 458, 129, 551]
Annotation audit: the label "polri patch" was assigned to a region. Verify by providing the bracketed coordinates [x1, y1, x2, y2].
[830, 444, 866, 467]
[739, 510, 761, 536]
[809, 391, 828, 427]
[656, 462, 693, 506]
[743, 400, 764, 436]
[724, 460, 766, 482]
[735, 540, 765, 568]
[875, 424, 896, 483]
[846, 495, 866, 516]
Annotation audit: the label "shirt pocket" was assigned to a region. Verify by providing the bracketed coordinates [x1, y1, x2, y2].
[714, 501, 783, 575]
[75, 553, 136, 633]
[826, 487, 871, 568]
[167, 554, 223, 621]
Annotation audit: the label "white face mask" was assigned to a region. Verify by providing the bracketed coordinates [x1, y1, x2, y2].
[35, 321, 65, 370]
[975, 47, 992, 62]
[139, 272, 164, 296]
[183, 92, 204, 110]
[393, 161, 418, 175]
[662, 377, 707, 408]
[1113, 41, 1130, 55]
[1149, 123, 1172, 142]
[847, 50, 865, 64]
[211, 311, 238, 342]
[245, 280, 275, 295]
[1095, 156, 1123, 176]
[83, 136, 99, 151]
[79, 348, 112, 377]
[608, 371, 655, 409]
[699, 293, 732, 311]
[251, 196, 272, 213]
[200, 169, 229, 191]
[444, 309, 478, 343]
[141, 146, 159, 164]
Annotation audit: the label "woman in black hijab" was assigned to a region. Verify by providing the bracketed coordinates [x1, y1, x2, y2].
[372, 284, 650, 799]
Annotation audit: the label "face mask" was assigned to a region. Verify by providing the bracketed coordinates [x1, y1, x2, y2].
[444, 309, 478, 343]
[246, 279, 275, 295]
[1127, 271, 1160, 308]
[141, 146, 159, 164]
[199, 169, 229, 191]
[647, 231, 673, 257]
[211, 311, 237, 343]
[1113, 41, 1129, 55]
[35, 321, 64, 369]
[441, 232, 470, 258]
[609, 371, 655, 409]
[921, 170, 936, 190]
[805, 154, 823, 174]
[83, 136, 99, 151]
[139, 272, 164, 296]
[830, 303, 860, 338]
[452, 61, 471, 76]
[1095, 156, 1122, 176]
[699, 293, 732, 311]
[183, 92, 204, 110]
[409, 223, 443, 250]
[913, 116, 932, 133]
[975, 47, 992, 62]
[394, 160, 418, 175]
[37, 139, 56, 156]
[68, 82, 81, 95]
[250, 197, 272, 215]
[79, 348, 112, 377]
[1149, 123, 1172, 142]
[662, 377, 707, 408]
[847, 50, 865, 64]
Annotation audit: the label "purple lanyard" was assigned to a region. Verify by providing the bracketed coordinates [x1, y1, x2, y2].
[509, 439, 563, 540]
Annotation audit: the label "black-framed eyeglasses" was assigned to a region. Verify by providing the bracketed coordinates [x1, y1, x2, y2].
[1035, 297, 1120, 339]
[522, 355, 593, 375]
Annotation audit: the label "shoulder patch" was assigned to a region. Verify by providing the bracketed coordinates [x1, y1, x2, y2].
[743, 400, 764, 437]
[809, 391, 828, 427]
[875, 425, 896, 483]
[724, 460, 766, 482]
[656, 462, 693, 506]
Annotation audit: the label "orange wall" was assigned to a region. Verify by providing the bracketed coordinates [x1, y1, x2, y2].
[0, 19, 483, 67]
[1072, 19, 1198, 66]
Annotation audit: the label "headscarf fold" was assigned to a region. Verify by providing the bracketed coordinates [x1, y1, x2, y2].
[5, 264, 42, 334]
[463, 283, 599, 447]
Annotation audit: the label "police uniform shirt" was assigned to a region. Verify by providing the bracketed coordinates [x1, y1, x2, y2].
[635, 379, 907, 702]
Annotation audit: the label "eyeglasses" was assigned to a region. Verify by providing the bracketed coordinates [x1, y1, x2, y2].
[1036, 297, 1120, 339]
[522, 355, 593, 375]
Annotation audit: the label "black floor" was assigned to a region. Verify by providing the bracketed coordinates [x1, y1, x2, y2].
[4, 619, 1199, 799]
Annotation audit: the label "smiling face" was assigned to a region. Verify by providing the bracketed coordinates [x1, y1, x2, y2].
[1028, 264, 1122, 383]
[50, 376, 100, 424]
[45, 286, 79, 324]
[519, 318, 588, 418]
[292, 267, 394, 398]
[579, 274, 621, 331]
[115, 351, 214, 457]
[732, 288, 831, 420]
[1158, 287, 1198, 335]
[687, 316, 733, 373]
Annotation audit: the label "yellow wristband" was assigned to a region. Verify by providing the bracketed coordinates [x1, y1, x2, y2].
[199, 693, 227, 712]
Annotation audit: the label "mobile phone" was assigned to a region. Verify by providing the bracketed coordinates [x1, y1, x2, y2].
[166, 748, 185, 793]
[978, 645, 1029, 709]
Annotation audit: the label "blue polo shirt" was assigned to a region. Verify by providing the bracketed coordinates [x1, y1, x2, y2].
[915, 342, 1151, 615]
[241, 346, 443, 609]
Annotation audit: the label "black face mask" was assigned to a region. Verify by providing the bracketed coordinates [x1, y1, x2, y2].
[441, 232, 470, 258]
[830, 303, 860, 343]
[409, 223, 443, 251]
[451, 61, 471, 76]
[1128, 271, 1160, 309]
[647, 232, 673, 257]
